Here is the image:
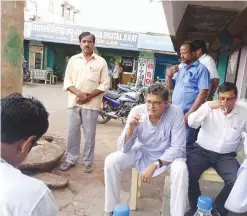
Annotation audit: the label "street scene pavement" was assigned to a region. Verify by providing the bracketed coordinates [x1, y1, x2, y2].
[23, 83, 246, 216]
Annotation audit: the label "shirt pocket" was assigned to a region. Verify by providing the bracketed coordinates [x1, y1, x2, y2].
[225, 127, 242, 143]
[89, 66, 100, 83]
[183, 72, 198, 92]
[160, 131, 170, 143]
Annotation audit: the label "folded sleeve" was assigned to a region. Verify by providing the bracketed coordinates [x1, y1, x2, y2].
[198, 66, 210, 90]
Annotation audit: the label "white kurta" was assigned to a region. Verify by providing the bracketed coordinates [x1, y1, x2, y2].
[225, 134, 247, 213]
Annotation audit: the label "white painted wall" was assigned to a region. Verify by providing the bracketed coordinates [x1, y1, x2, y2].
[25, 0, 79, 25]
[76, 0, 168, 34]
[25, 0, 168, 34]
[24, 0, 246, 36]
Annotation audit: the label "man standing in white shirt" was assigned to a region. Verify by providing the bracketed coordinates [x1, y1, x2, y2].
[193, 40, 220, 101]
[0, 93, 58, 216]
[112, 60, 120, 90]
[185, 82, 247, 216]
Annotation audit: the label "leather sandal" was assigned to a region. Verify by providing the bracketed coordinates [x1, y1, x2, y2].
[60, 162, 75, 171]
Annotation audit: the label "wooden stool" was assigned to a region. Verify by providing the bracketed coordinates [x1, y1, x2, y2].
[130, 167, 223, 213]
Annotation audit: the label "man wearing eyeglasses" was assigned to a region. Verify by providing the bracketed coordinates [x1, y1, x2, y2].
[185, 82, 247, 216]
[104, 84, 188, 216]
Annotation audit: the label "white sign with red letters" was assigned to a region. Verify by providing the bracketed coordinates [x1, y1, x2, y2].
[145, 59, 155, 86]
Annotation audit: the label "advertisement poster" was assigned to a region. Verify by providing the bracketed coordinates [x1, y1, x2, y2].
[145, 59, 155, 86]
[136, 58, 148, 86]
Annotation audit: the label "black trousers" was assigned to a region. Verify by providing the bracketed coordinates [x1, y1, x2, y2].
[187, 143, 240, 216]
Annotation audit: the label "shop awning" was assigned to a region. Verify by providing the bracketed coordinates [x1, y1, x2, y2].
[24, 21, 139, 51]
[137, 33, 176, 53]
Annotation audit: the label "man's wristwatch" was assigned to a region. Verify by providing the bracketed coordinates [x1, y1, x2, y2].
[153, 159, 163, 168]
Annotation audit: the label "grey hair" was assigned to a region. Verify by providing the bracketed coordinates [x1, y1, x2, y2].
[146, 83, 169, 101]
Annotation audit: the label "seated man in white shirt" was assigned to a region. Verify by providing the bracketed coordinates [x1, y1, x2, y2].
[185, 82, 247, 216]
[104, 84, 188, 216]
[0, 93, 58, 216]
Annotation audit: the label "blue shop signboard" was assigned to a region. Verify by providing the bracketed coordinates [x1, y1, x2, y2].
[27, 22, 139, 51]
[137, 33, 175, 53]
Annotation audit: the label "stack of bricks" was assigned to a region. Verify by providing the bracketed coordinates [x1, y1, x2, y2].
[1, 0, 25, 97]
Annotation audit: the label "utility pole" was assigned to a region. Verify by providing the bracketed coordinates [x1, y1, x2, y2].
[1, 0, 25, 97]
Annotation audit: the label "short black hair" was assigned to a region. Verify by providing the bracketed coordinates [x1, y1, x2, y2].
[1, 93, 49, 144]
[78, 32, 96, 43]
[193, 40, 208, 54]
[146, 84, 169, 101]
[218, 82, 238, 96]
[182, 42, 198, 52]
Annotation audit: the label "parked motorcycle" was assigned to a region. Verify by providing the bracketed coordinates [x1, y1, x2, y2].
[97, 87, 146, 124]
[117, 83, 137, 94]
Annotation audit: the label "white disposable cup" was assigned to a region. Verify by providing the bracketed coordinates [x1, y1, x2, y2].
[139, 112, 147, 123]
[221, 101, 228, 112]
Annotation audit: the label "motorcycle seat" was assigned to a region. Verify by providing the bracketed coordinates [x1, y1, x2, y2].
[105, 91, 121, 100]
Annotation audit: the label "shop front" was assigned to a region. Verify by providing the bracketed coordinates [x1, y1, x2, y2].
[24, 21, 140, 84]
[154, 54, 179, 81]
[97, 48, 139, 84]
[137, 33, 178, 85]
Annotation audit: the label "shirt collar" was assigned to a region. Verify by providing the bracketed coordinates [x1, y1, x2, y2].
[225, 105, 240, 117]
[231, 105, 240, 114]
[78, 52, 97, 60]
[199, 53, 207, 61]
[184, 60, 200, 69]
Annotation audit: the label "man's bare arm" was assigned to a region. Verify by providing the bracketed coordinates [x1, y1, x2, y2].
[166, 74, 174, 89]
[125, 127, 135, 142]
[165, 66, 179, 89]
[67, 86, 82, 96]
[207, 78, 219, 101]
[87, 89, 104, 100]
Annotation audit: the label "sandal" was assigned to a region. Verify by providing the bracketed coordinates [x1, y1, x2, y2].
[60, 162, 75, 171]
[84, 165, 93, 173]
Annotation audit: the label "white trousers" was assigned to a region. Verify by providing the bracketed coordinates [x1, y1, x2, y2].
[104, 150, 188, 216]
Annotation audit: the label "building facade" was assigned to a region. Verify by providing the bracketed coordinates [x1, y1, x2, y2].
[25, 0, 80, 25]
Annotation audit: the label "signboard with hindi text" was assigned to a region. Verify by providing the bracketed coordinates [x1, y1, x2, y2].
[27, 22, 139, 51]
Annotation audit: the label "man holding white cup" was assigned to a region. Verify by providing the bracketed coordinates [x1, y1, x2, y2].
[185, 82, 247, 216]
[104, 84, 188, 216]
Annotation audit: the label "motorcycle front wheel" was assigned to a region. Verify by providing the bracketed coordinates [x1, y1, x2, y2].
[97, 110, 111, 124]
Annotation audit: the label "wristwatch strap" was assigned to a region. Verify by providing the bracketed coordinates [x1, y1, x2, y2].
[157, 159, 163, 168]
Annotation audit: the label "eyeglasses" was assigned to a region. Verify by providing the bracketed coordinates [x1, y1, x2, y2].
[219, 96, 236, 102]
[145, 100, 166, 107]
